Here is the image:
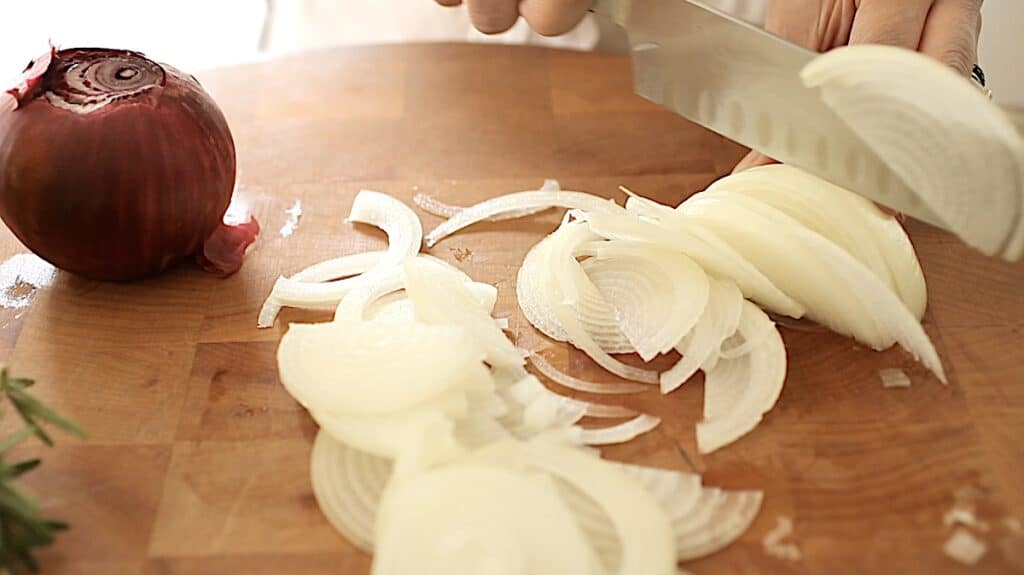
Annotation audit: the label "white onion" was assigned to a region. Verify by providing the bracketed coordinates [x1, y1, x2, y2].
[528, 353, 649, 395]
[373, 461, 600, 575]
[578, 414, 661, 445]
[258, 251, 385, 327]
[803, 45, 1024, 260]
[579, 241, 709, 361]
[696, 301, 787, 454]
[404, 257, 524, 369]
[543, 222, 659, 383]
[586, 206, 805, 319]
[468, 440, 678, 575]
[259, 190, 423, 327]
[661, 278, 745, 394]
[706, 164, 927, 318]
[310, 431, 390, 552]
[425, 190, 626, 247]
[414, 179, 560, 221]
[278, 320, 490, 415]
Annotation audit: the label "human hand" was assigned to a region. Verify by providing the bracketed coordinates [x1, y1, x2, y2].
[433, 0, 591, 36]
[734, 0, 984, 173]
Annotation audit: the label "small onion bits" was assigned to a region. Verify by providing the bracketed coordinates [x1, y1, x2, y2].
[0, 46, 259, 281]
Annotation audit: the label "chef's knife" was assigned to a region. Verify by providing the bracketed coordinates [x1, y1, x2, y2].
[590, 0, 950, 230]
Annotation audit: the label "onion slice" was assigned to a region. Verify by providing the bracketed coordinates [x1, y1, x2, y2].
[259, 190, 422, 327]
[278, 319, 491, 415]
[309, 431, 391, 552]
[696, 301, 787, 454]
[528, 353, 649, 395]
[543, 222, 659, 383]
[518, 236, 636, 354]
[414, 179, 560, 221]
[661, 278, 745, 394]
[425, 190, 626, 247]
[579, 241, 709, 361]
[404, 257, 524, 369]
[468, 440, 678, 575]
[373, 460, 600, 575]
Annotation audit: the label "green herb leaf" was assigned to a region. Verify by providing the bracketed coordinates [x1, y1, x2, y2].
[0, 367, 85, 573]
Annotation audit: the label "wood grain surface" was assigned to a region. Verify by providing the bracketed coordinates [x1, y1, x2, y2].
[2, 44, 1022, 574]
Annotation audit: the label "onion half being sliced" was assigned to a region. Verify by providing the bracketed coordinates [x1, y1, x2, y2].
[802, 44, 1024, 260]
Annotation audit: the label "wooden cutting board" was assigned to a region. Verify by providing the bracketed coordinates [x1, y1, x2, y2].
[2, 44, 1022, 574]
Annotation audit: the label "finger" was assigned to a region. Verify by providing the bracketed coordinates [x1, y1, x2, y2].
[434, 0, 463, 6]
[465, 0, 519, 34]
[849, 0, 934, 48]
[519, 0, 591, 36]
[732, 151, 778, 174]
[918, 0, 982, 76]
[764, 0, 856, 51]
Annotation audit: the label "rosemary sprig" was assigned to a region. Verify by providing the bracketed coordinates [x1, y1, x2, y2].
[0, 367, 85, 574]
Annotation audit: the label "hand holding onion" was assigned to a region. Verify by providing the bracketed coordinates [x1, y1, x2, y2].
[0, 47, 259, 281]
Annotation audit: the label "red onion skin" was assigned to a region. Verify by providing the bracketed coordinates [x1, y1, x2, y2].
[0, 48, 253, 281]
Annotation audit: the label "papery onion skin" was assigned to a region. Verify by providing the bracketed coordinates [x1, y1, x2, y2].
[0, 47, 256, 281]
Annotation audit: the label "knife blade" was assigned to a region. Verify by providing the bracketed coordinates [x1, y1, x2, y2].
[591, 0, 949, 230]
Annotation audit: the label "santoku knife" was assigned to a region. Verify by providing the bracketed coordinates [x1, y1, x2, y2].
[590, 0, 951, 229]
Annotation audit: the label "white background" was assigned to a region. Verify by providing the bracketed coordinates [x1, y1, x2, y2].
[1, 1, 1021, 107]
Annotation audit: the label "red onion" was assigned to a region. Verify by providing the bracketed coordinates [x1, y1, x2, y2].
[0, 47, 259, 281]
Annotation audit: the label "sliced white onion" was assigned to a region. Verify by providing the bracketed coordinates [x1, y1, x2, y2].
[680, 190, 944, 380]
[425, 190, 626, 247]
[802, 45, 1024, 259]
[579, 241, 709, 361]
[579, 414, 661, 446]
[365, 291, 416, 322]
[696, 301, 787, 454]
[734, 194, 945, 380]
[310, 431, 390, 552]
[278, 320, 491, 415]
[517, 237, 635, 353]
[259, 190, 423, 327]
[529, 353, 649, 395]
[333, 256, 498, 323]
[414, 179, 561, 221]
[258, 251, 385, 327]
[404, 257, 524, 369]
[586, 206, 805, 319]
[706, 164, 928, 319]
[469, 440, 678, 575]
[661, 278, 745, 394]
[373, 461, 600, 575]
[543, 223, 659, 383]
[556, 461, 759, 568]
